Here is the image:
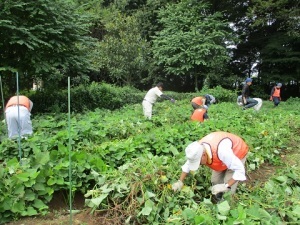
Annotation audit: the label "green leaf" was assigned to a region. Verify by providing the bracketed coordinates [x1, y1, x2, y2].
[33, 199, 48, 210]
[33, 182, 46, 191]
[47, 177, 56, 186]
[34, 151, 50, 166]
[182, 208, 196, 221]
[145, 191, 156, 199]
[22, 207, 38, 216]
[25, 190, 36, 201]
[87, 194, 108, 208]
[217, 200, 230, 216]
[139, 199, 154, 216]
[11, 201, 25, 213]
[292, 205, 300, 217]
[194, 215, 206, 224]
[15, 172, 30, 182]
[274, 176, 287, 184]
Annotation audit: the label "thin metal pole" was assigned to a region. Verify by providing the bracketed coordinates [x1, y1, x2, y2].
[0, 75, 8, 136]
[68, 77, 73, 224]
[16, 72, 22, 162]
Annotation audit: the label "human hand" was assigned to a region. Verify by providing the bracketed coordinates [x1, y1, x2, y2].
[211, 183, 230, 195]
[170, 98, 176, 103]
[172, 180, 183, 192]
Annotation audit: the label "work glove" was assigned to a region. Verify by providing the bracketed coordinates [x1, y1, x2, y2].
[211, 183, 230, 195]
[170, 98, 176, 103]
[269, 96, 273, 101]
[172, 180, 183, 192]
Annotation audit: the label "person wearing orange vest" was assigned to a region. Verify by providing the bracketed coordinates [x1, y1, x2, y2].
[270, 83, 282, 107]
[191, 96, 205, 110]
[5, 95, 33, 139]
[190, 107, 208, 122]
[172, 131, 248, 202]
[190, 97, 209, 122]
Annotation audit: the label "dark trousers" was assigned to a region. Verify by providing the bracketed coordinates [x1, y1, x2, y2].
[273, 97, 280, 106]
[244, 98, 258, 108]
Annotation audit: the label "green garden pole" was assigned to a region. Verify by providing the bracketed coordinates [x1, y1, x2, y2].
[0, 75, 8, 136]
[16, 72, 23, 163]
[68, 77, 73, 225]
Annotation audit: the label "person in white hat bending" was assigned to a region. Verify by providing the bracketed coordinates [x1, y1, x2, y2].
[172, 131, 249, 201]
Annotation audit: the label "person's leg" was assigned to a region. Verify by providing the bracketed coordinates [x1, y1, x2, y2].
[273, 97, 280, 106]
[211, 170, 226, 185]
[244, 98, 258, 109]
[253, 98, 262, 111]
[142, 101, 152, 119]
[224, 155, 247, 194]
[19, 108, 33, 137]
[5, 107, 19, 139]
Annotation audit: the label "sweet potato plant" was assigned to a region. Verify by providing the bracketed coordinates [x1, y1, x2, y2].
[0, 97, 299, 224]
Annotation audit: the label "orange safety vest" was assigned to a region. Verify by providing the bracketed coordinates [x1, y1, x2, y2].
[191, 108, 206, 122]
[191, 97, 204, 106]
[5, 96, 30, 111]
[272, 88, 281, 97]
[199, 132, 249, 171]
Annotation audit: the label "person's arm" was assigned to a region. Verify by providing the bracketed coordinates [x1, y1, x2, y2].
[270, 87, 275, 96]
[241, 85, 248, 104]
[29, 100, 33, 112]
[210, 95, 216, 104]
[179, 172, 188, 182]
[211, 139, 246, 195]
[160, 94, 171, 100]
[203, 112, 209, 120]
[172, 162, 191, 191]
[218, 138, 246, 184]
[161, 94, 175, 103]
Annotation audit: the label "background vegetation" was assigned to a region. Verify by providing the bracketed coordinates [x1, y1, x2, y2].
[0, 0, 299, 101]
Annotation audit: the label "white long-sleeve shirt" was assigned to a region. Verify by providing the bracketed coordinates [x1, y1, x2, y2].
[182, 138, 246, 181]
[143, 87, 163, 104]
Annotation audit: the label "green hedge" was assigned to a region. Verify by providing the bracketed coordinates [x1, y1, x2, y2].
[168, 85, 238, 103]
[28, 83, 237, 113]
[29, 82, 144, 113]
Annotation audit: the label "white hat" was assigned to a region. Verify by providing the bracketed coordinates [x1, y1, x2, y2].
[185, 141, 204, 171]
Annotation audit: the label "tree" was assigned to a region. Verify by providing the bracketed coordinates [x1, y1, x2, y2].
[95, 10, 150, 87]
[246, 0, 300, 84]
[152, 0, 234, 90]
[0, 0, 96, 92]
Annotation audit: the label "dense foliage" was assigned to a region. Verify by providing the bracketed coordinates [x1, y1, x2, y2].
[0, 0, 299, 96]
[0, 0, 96, 94]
